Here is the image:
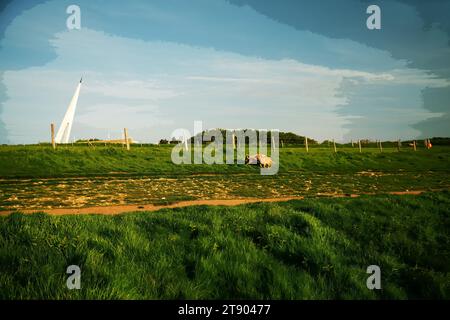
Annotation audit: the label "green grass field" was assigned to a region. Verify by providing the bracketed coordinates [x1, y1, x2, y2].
[0, 192, 449, 299]
[1, 144, 449, 178]
[0, 144, 449, 299]
[1, 145, 449, 210]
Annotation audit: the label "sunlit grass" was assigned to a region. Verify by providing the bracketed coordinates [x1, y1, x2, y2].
[0, 192, 448, 299]
[0, 144, 449, 178]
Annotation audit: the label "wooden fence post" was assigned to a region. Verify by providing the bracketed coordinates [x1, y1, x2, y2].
[333, 139, 337, 153]
[51, 123, 56, 150]
[124, 128, 130, 151]
[379, 141, 383, 152]
[305, 137, 309, 152]
[397, 139, 401, 152]
[413, 140, 416, 151]
[358, 140, 362, 153]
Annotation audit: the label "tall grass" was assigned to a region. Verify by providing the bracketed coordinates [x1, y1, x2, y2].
[1, 192, 448, 299]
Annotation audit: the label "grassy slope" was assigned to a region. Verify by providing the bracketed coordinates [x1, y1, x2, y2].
[2, 145, 449, 210]
[0, 145, 449, 178]
[1, 192, 449, 299]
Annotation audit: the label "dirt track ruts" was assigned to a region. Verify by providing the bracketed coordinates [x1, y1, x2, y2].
[0, 190, 429, 216]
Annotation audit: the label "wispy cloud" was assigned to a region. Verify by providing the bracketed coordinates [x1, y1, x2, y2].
[84, 79, 180, 100]
[1, 22, 448, 143]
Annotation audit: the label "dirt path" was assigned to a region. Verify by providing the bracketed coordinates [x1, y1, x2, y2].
[0, 190, 430, 216]
[0, 197, 303, 216]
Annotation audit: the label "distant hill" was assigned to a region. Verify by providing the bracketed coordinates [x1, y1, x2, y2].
[185, 129, 316, 145]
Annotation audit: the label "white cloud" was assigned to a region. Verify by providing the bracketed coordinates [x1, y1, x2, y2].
[83, 79, 180, 100]
[2, 28, 448, 143]
[77, 103, 172, 129]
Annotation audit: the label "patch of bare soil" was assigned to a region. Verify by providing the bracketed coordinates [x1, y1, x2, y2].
[0, 197, 303, 216]
[0, 190, 430, 216]
[388, 190, 424, 195]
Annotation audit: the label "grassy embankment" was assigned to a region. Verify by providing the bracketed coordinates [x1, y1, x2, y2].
[0, 144, 449, 210]
[0, 144, 449, 178]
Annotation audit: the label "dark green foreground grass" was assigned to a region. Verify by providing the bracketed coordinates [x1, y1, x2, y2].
[1, 192, 449, 299]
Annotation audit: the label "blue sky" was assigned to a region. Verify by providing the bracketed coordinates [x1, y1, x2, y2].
[0, 0, 449, 143]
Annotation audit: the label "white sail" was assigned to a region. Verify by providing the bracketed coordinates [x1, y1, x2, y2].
[55, 78, 82, 144]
